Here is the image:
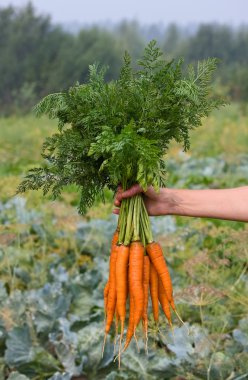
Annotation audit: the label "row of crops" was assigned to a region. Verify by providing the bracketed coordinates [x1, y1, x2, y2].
[0, 155, 248, 379]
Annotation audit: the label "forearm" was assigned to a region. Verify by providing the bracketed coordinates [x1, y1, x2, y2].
[160, 187, 248, 222]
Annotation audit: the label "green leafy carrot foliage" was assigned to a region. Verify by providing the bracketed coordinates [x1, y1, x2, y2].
[18, 40, 225, 213]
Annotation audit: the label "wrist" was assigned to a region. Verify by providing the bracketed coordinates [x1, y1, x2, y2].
[159, 188, 182, 216]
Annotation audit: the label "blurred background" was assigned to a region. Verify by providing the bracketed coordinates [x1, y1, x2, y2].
[0, 0, 248, 114]
[0, 1, 248, 380]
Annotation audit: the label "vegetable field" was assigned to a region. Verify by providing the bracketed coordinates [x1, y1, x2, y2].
[0, 104, 248, 380]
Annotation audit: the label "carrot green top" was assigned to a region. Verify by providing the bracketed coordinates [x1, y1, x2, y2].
[18, 40, 225, 214]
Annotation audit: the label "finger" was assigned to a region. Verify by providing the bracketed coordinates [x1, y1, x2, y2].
[114, 199, 121, 207]
[117, 184, 123, 192]
[115, 186, 123, 201]
[116, 184, 143, 201]
[113, 208, 120, 215]
[115, 185, 123, 197]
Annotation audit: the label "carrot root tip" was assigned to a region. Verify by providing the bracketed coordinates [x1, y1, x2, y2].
[173, 308, 189, 335]
[118, 322, 124, 369]
[102, 332, 107, 358]
[134, 329, 140, 353]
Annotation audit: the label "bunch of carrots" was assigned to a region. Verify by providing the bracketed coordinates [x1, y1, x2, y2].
[16, 41, 223, 367]
[103, 194, 183, 367]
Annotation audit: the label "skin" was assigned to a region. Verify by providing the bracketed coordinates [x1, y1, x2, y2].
[113, 185, 248, 222]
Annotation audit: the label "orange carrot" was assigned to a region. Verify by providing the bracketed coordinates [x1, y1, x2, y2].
[146, 241, 175, 310]
[116, 245, 129, 327]
[112, 229, 119, 247]
[142, 255, 150, 350]
[104, 281, 110, 317]
[102, 231, 119, 357]
[115, 244, 129, 364]
[123, 295, 134, 351]
[105, 245, 118, 333]
[129, 241, 144, 331]
[115, 308, 119, 332]
[158, 277, 172, 326]
[114, 308, 119, 355]
[103, 230, 119, 319]
[149, 262, 159, 323]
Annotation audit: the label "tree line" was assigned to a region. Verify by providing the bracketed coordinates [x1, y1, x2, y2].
[1, 3, 248, 114]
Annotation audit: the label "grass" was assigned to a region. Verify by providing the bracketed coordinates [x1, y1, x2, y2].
[0, 115, 57, 207]
[169, 103, 248, 159]
[0, 115, 57, 175]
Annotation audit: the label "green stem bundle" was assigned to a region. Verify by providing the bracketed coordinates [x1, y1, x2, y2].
[118, 193, 153, 247]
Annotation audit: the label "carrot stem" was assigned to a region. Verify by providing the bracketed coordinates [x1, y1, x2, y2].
[140, 199, 153, 243]
[124, 197, 134, 245]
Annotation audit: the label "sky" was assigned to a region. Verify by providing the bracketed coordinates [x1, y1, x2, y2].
[1, 0, 248, 25]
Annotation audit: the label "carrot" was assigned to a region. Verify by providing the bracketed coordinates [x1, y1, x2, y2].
[115, 244, 129, 366]
[105, 245, 118, 333]
[158, 277, 172, 327]
[123, 295, 134, 352]
[103, 230, 119, 319]
[123, 242, 144, 351]
[114, 308, 119, 355]
[146, 241, 175, 309]
[103, 281, 110, 317]
[149, 262, 159, 323]
[112, 229, 119, 247]
[102, 244, 118, 357]
[146, 242, 187, 329]
[142, 255, 150, 352]
[129, 241, 144, 332]
[116, 245, 129, 327]
[102, 230, 119, 357]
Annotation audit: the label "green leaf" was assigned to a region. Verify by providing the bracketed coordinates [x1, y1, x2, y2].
[49, 318, 81, 376]
[0, 358, 5, 380]
[47, 373, 71, 380]
[165, 324, 211, 362]
[208, 352, 234, 380]
[0, 282, 7, 304]
[105, 371, 130, 380]
[33, 93, 67, 122]
[4, 325, 34, 367]
[18, 40, 225, 214]
[77, 323, 114, 372]
[16, 348, 61, 378]
[26, 283, 71, 333]
[7, 372, 30, 380]
[233, 318, 248, 351]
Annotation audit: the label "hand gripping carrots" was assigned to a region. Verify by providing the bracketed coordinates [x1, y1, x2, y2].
[102, 194, 185, 368]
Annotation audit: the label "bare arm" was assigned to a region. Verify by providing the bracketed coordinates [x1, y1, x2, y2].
[161, 187, 248, 222]
[114, 185, 248, 222]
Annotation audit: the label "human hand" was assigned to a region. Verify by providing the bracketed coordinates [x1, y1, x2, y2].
[114, 184, 248, 222]
[113, 184, 172, 216]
